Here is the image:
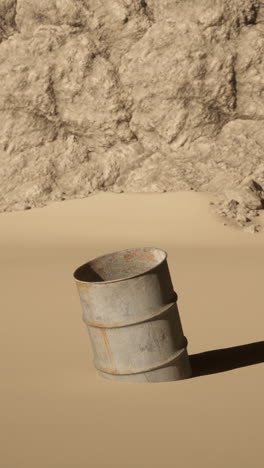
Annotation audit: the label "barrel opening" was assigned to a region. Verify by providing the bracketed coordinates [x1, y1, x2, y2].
[74, 247, 167, 283]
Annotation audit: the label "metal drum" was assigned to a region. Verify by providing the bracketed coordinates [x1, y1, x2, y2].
[73, 247, 192, 382]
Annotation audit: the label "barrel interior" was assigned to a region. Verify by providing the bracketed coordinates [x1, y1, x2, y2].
[74, 247, 166, 283]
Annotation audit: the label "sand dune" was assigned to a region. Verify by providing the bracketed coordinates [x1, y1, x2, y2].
[1, 192, 263, 468]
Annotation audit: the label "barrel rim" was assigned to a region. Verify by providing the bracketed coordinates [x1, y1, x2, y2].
[73, 246, 168, 284]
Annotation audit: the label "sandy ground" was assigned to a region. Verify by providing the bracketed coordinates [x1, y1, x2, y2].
[1, 192, 263, 468]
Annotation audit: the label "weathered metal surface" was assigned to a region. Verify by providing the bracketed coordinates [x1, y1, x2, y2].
[97, 348, 191, 383]
[73, 247, 192, 383]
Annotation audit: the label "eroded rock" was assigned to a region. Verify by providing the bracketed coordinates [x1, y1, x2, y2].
[0, 0, 264, 232]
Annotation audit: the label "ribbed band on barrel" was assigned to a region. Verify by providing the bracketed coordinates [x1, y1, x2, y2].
[93, 340, 188, 376]
[83, 293, 179, 329]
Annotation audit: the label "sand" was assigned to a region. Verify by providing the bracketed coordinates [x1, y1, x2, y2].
[1, 192, 263, 468]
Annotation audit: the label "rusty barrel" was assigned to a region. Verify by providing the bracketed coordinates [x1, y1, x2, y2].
[73, 247, 192, 383]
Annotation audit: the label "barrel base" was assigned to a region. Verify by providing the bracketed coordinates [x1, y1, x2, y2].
[97, 348, 192, 383]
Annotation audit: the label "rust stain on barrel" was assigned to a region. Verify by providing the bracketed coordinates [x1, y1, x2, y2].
[87, 320, 122, 328]
[123, 250, 155, 262]
[78, 282, 92, 290]
[100, 328, 117, 373]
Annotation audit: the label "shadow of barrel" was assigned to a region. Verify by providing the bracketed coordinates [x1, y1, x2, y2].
[190, 341, 264, 378]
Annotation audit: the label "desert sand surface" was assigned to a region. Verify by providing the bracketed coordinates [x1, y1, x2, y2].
[1, 192, 263, 468]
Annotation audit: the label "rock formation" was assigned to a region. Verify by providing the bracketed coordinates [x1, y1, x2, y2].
[1, 1, 264, 230]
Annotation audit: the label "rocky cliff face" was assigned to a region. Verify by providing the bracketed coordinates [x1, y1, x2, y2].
[1, 1, 264, 229]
